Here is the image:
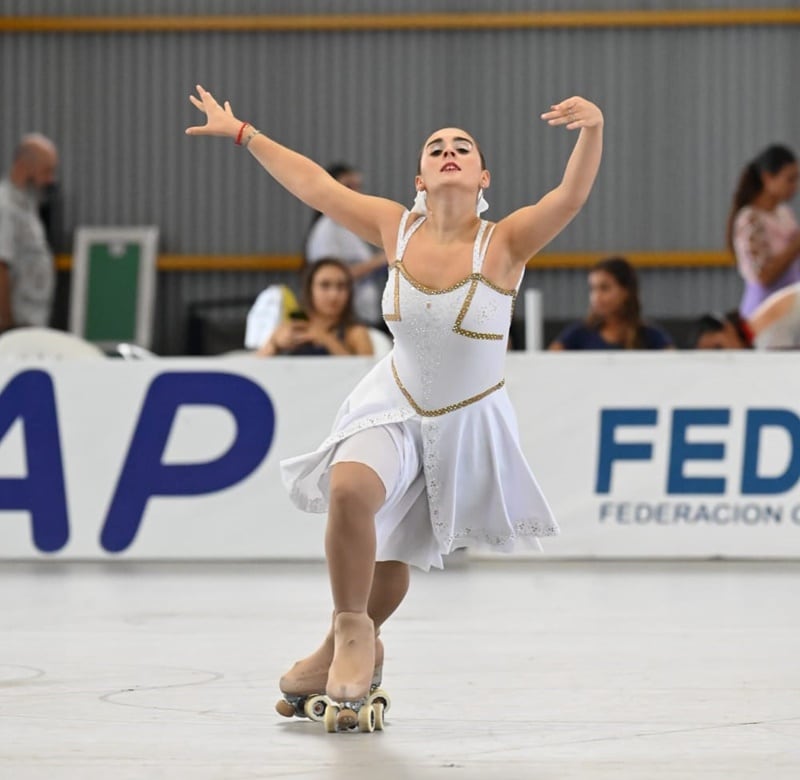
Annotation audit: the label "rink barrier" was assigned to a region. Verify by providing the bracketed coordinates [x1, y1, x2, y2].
[2, 353, 800, 561]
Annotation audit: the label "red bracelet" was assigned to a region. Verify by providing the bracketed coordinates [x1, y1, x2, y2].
[234, 121, 250, 146]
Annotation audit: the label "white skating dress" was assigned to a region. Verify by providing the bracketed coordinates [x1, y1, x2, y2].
[281, 211, 559, 570]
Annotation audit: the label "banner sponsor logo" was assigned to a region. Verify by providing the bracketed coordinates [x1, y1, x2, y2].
[0, 369, 276, 553]
[596, 407, 800, 529]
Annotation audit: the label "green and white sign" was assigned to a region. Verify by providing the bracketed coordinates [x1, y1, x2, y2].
[70, 227, 158, 348]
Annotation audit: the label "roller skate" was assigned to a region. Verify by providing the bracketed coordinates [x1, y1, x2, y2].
[274, 627, 334, 722]
[275, 617, 389, 725]
[321, 611, 390, 733]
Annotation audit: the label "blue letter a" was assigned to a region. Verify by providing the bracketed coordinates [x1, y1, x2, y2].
[0, 370, 69, 552]
[100, 372, 275, 553]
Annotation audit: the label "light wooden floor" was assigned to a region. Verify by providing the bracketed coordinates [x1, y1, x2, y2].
[1, 560, 799, 779]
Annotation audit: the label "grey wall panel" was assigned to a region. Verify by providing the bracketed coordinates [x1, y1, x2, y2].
[1, 11, 796, 351]
[2, 23, 796, 254]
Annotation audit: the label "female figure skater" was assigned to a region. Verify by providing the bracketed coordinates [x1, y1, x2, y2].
[187, 85, 603, 732]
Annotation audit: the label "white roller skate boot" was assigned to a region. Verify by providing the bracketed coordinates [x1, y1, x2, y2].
[275, 619, 388, 724]
[322, 611, 390, 733]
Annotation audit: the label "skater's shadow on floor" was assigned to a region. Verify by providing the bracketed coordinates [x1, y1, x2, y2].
[279, 720, 417, 778]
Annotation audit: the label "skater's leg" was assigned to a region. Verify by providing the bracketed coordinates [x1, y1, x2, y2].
[368, 560, 409, 678]
[326, 461, 385, 613]
[277, 429, 404, 714]
[277, 561, 407, 709]
[325, 462, 385, 701]
[367, 561, 409, 631]
[369, 560, 409, 628]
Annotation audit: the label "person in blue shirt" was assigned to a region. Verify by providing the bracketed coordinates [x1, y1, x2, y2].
[549, 256, 673, 350]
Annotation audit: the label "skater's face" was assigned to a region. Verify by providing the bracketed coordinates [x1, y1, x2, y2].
[416, 128, 489, 196]
[588, 270, 628, 319]
[309, 263, 352, 318]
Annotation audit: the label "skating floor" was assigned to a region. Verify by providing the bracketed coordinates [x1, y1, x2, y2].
[2, 560, 799, 779]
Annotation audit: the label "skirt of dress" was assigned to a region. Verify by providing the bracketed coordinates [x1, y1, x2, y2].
[280, 356, 559, 571]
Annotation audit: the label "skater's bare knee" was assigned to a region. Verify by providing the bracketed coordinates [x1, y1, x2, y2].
[329, 462, 385, 515]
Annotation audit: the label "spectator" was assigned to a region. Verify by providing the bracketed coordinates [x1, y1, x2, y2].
[549, 256, 672, 350]
[257, 258, 373, 356]
[728, 144, 800, 317]
[305, 163, 386, 326]
[0, 134, 59, 332]
[693, 281, 800, 350]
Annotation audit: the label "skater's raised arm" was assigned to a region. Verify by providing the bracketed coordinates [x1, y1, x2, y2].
[497, 96, 603, 267]
[186, 85, 403, 249]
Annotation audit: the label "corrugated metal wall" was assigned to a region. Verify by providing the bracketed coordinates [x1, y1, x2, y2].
[2, 6, 798, 351]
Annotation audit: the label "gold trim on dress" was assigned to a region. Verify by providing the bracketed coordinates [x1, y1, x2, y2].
[383, 264, 402, 321]
[452, 279, 506, 341]
[391, 360, 505, 417]
[396, 260, 517, 297]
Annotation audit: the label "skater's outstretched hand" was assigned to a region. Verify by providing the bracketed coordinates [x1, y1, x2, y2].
[185, 84, 242, 139]
[541, 96, 604, 131]
[492, 95, 602, 267]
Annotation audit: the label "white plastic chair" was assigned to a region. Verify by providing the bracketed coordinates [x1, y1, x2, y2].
[244, 285, 300, 349]
[114, 343, 157, 360]
[0, 327, 105, 360]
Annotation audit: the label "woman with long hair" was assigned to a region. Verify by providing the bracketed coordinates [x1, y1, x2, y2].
[549, 256, 672, 350]
[257, 258, 373, 356]
[728, 144, 800, 317]
[187, 84, 602, 732]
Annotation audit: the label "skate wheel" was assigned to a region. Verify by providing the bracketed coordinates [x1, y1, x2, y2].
[275, 698, 296, 718]
[304, 695, 328, 722]
[336, 707, 358, 731]
[370, 688, 391, 714]
[324, 704, 339, 733]
[373, 700, 385, 731]
[357, 704, 376, 733]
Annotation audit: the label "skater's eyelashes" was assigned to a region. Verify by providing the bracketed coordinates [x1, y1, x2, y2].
[425, 137, 473, 153]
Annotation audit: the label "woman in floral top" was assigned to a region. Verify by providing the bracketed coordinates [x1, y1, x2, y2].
[728, 144, 800, 317]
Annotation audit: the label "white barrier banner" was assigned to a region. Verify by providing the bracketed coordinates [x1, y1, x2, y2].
[508, 352, 800, 559]
[1, 353, 799, 559]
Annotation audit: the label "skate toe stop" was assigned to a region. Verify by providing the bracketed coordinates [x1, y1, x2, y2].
[275, 699, 296, 718]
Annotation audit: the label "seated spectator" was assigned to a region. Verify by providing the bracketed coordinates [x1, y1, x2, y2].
[549, 256, 673, 350]
[693, 281, 800, 349]
[257, 258, 373, 356]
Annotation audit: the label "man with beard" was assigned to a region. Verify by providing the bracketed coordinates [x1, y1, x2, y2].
[0, 134, 59, 332]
